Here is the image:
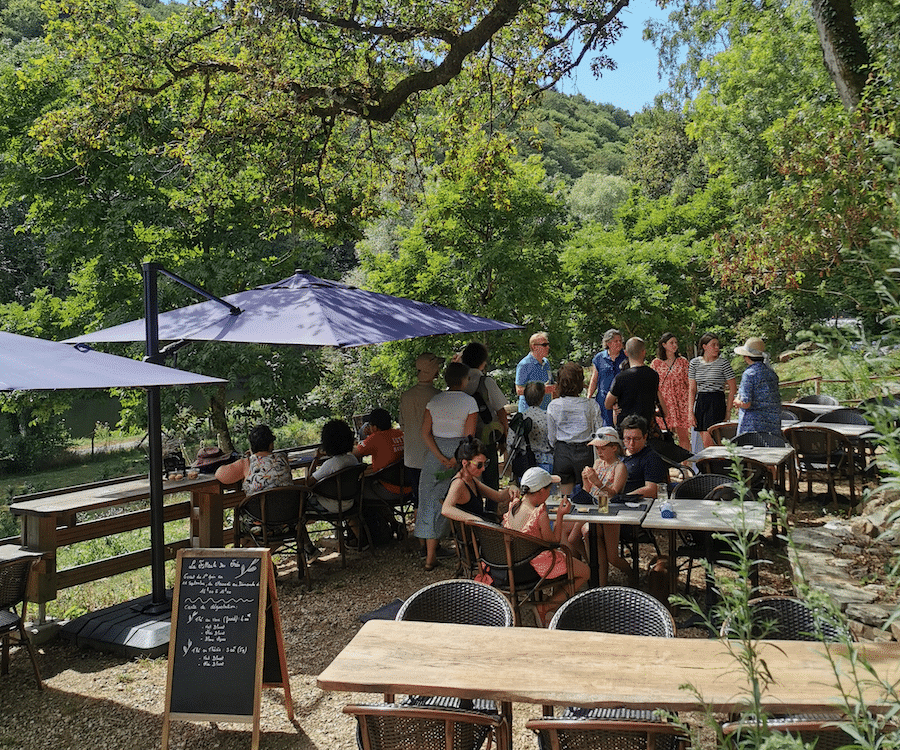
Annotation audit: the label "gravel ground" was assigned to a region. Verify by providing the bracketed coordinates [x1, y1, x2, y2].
[0, 520, 800, 750]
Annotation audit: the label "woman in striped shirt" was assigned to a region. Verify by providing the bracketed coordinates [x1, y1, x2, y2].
[688, 333, 737, 448]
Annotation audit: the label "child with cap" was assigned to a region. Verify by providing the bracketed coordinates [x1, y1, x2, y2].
[503, 467, 589, 624]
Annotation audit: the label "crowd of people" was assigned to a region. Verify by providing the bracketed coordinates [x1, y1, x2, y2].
[210, 329, 781, 620]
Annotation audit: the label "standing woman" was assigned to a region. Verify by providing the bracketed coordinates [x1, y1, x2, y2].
[688, 333, 737, 447]
[548, 362, 602, 497]
[651, 333, 691, 447]
[588, 329, 627, 427]
[733, 337, 781, 436]
[416, 361, 478, 571]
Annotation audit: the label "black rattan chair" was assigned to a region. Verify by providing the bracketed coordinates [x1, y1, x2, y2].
[397, 579, 514, 627]
[344, 703, 506, 750]
[0, 555, 43, 690]
[548, 586, 675, 637]
[235, 486, 306, 583]
[302, 463, 372, 567]
[733, 431, 788, 448]
[545, 588, 678, 744]
[783, 425, 858, 506]
[528, 717, 688, 750]
[708, 421, 738, 445]
[466, 519, 575, 627]
[721, 597, 851, 739]
[672, 473, 736, 499]
[395, 580, 513, 715]
[795, 394, 840, 406]
[814, 408, 869, 425]
[721, 595, 849, 642]
[781, 404, 816, 421]
[723, 716, 861, 750]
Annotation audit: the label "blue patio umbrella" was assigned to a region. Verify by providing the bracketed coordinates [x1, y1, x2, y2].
[0, 331, 226, 391]
[69, 271, 522, 347]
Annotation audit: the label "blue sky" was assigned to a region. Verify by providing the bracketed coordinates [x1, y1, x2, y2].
[556, 0, 671, 114]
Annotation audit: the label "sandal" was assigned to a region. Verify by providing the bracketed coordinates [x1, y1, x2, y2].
[424, 560, 441, 572]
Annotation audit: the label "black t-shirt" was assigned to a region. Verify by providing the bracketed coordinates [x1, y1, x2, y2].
[623, 445, 667, 495]
[610, 365, 659, 427]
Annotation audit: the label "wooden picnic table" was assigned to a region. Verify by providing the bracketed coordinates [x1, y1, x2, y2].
[319, 620, 900, 750]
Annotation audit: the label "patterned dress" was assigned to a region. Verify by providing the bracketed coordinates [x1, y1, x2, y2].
[587, 457, 623, 503]
[243, 452, 293, 494]
[651, 356, 690, 431]
[502, 503, 568, 579]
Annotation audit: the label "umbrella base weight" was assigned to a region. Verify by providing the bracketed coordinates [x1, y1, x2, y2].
[60, 590, 173, 658]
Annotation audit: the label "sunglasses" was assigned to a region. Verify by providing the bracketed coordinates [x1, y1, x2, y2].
[535, 342, 550, 347]
[469, 460, 490, 469]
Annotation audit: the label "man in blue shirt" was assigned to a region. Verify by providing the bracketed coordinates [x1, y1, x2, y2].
[515, 331, 555, 411]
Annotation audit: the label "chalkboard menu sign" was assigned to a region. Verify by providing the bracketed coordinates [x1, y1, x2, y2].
[162, 548, 292, 750]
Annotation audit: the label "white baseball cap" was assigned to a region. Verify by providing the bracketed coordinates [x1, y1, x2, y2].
[521, 467, 561, 493]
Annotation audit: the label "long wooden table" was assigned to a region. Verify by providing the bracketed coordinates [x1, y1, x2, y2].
[319, 620, 900, 733]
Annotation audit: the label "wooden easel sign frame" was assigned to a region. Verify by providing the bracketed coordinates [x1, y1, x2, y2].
[162, 548, 293, 750]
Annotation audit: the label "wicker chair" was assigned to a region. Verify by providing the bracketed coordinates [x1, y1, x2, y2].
[722, 716, 860, 750]
[527, 717, 688, 750]
[781, 404, 816, 422]
[708, 421, 738, 445]
[671, 475, 743, 598]
[795, 394, 840, 406]
[344, 703, 506, 750]
[466, 519, 575, 627]
[814, 408, 869, 426]
[548, 586, 675, 637]
[397, 579, 514, 627]
[672, 474, 736, 499]
[733, 431, 788, 448]
[721, 597, 851, 740]
[450, 519, 479, 579]
[0, 555, 43, 689]
[544, 588, 679, 746]
[234, 486, 306, 585]
[395, 580, 513, 715]
[783, 425, 858, 506]
[720, 595, 849, 642]
[302, 463, 372, 567]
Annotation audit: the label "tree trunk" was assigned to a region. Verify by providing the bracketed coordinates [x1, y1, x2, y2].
[209, 384, 234, 452]
[809, 0, 871, 110]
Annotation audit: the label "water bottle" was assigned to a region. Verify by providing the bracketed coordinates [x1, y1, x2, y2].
[659, 500, 676, 519]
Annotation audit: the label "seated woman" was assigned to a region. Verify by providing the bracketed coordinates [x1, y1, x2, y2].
[306, 419, 363, 547]
[215, 424, 318, 556]
[578, 427, 629, 585]
[441, 438, 518, 525]
[215, 424, 293, 493]
[503, 467, 589, 625]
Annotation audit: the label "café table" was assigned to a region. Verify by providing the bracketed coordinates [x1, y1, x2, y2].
[548, 500, 650, 588]
[689, 444, 797, 504]
[641, 499, 767, 596]
[783, 401, 846, 417]
[318, 619, 900, 750]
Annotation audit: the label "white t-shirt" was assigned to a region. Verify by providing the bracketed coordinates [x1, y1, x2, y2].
[311, 453, 360, 513]
[547, 396, 601, 445]
[427, 391, 478, 439]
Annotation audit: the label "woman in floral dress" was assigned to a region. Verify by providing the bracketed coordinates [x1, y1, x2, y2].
[651, 332, 691, 447]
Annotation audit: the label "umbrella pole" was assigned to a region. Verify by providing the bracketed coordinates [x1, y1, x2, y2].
[144, 264, 169, 611]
